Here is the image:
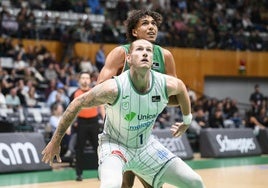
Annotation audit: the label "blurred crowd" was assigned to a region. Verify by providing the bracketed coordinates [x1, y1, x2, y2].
[1, 36, 267, 137]
[1, 0, 268, 50]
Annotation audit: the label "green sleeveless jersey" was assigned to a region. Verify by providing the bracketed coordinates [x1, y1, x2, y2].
[103, 70, 168, 148]
[122, 44, 166, 73]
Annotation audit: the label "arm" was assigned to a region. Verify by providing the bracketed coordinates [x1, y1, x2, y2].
[97, 46, 126, 84]
[166, 75, 192, 137]
[163, 48, 177, 77]
[162, 48, 179, 106]
[42, 79, 118, 165]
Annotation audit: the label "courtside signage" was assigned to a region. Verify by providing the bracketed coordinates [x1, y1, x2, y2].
[152, 129, 193, 160]
[200, 128, 262, 158]
[0, 133, 51, 173]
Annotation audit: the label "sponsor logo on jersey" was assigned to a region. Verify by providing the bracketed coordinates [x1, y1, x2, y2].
[152, 62, 160, 69]
[129, 119, 154, 131]
[122, 95, 129, 99]
[137, 113, 158, 120]
[122, 102, 129, 110]
[152, 95, 161, 102]
[157, 149, 169, 159]
[124, 112, 136, 121]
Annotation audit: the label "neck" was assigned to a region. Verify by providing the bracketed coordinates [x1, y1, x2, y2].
[80, 85, 90, 91]
[130, 70, 151, 93]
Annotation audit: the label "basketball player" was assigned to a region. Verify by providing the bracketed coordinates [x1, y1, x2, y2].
[42, 39, 205, 188]
[97, 9, 178, 188]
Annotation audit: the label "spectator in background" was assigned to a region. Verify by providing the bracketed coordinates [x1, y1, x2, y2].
[189, 106, 209, 136]
[44, 78, 57, 100]
[209, 109, 224, 128]
[44, 63, 58, 82]
[79, 57, 96, 74]
[49, 102, 71, 156]
[95, 44, 106, 72]
[16, 79, 27, 107]
[24, 85, 40, 108]
[0, 37, 15, 57]
[187, 85, 197, 105]
[155, 107, 171, 129]
[87, 0, 104, 14]
[257, 106, 268, 127]
[5, 87, 21, 110]
[0, 85, 7, 108]
[245, 110, 266, 136]
[46, 82, 70, 108]
[23, 67, 38, 86]
[249, 84, 264, 115]
[0, 69, 14, 95]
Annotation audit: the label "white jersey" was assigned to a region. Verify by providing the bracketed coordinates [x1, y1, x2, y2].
[101, 70, 168, 148]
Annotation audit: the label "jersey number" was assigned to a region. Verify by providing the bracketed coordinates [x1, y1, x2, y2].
[139, 134, 143, 145]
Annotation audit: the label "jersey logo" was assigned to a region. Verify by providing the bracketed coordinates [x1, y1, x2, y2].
[122, 102, 129, 110]
[122, 95, 129, 99]
[124, 112, 136, 122]
[152, 62, 160, 69]
[157, 150, 169, 159]
[152, 95, 161, 102]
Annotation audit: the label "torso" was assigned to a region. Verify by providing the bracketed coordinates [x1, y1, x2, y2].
[102, 70, 168, 148]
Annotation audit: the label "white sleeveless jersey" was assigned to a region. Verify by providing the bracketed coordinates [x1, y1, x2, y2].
[102, 70, 168, 148]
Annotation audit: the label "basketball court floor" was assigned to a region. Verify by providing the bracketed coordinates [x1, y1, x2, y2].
[0, 154, 267, 188]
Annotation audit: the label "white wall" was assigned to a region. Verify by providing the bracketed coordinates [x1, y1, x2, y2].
[204, 76, 268, 105]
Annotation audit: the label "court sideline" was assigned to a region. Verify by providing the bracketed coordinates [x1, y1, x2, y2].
[0, 154, 267, 188]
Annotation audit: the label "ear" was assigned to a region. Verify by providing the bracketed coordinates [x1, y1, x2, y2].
[132, 29, 137, 37]
[126, 54, 131, 66]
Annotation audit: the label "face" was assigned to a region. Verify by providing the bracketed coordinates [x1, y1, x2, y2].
[79, 73, 91, 88]
[132, 15, 158, 42]
[128, 39, 153, 70]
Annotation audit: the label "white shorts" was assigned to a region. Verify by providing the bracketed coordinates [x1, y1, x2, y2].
[98, 133, 176, 187]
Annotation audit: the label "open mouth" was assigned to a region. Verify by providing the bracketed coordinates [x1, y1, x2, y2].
[148, 32, 155, 36]
[141, 59, 149, 62]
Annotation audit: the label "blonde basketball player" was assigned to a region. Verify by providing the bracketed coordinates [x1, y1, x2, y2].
[42, 39, 205, 188]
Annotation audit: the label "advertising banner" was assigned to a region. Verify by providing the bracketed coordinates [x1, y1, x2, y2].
[258, 128, 268, 154]
[0, 133, 51, 173]
[152, 129, 193, 160]
[200, 128, 262, 158]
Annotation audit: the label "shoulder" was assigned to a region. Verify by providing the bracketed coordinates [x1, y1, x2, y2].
[108, 45, 127, 56]
[159, 46, 177, 77]
[106, 46, 127, 63]
[96, 78, 119, 97]
[161, 47, 173, 59]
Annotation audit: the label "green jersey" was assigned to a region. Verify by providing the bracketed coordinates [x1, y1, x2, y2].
[102, 70, 168, 148]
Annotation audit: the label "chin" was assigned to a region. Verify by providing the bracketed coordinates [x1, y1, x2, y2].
[146, 37, 156, 42]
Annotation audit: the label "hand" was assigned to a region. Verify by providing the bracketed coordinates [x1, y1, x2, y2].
[170, 122, 189, 137]
[41, 141, 62, 166]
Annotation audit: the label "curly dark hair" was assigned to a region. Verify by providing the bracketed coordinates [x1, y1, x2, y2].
[125, 9, 163, 42]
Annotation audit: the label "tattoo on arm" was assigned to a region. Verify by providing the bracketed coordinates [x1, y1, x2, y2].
[51, 80, 118, 143]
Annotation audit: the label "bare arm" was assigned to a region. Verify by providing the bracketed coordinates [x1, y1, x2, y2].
[166, 75, 192, 137]
[97, 46, 126, 84]
[163, 48, 179, 106]
[166, 75, 191, 115]
[42, 79, 118, 165]
[163, 48, 177, 77]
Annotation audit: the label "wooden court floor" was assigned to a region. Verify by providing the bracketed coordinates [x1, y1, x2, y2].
[0, 154, 268, 188]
